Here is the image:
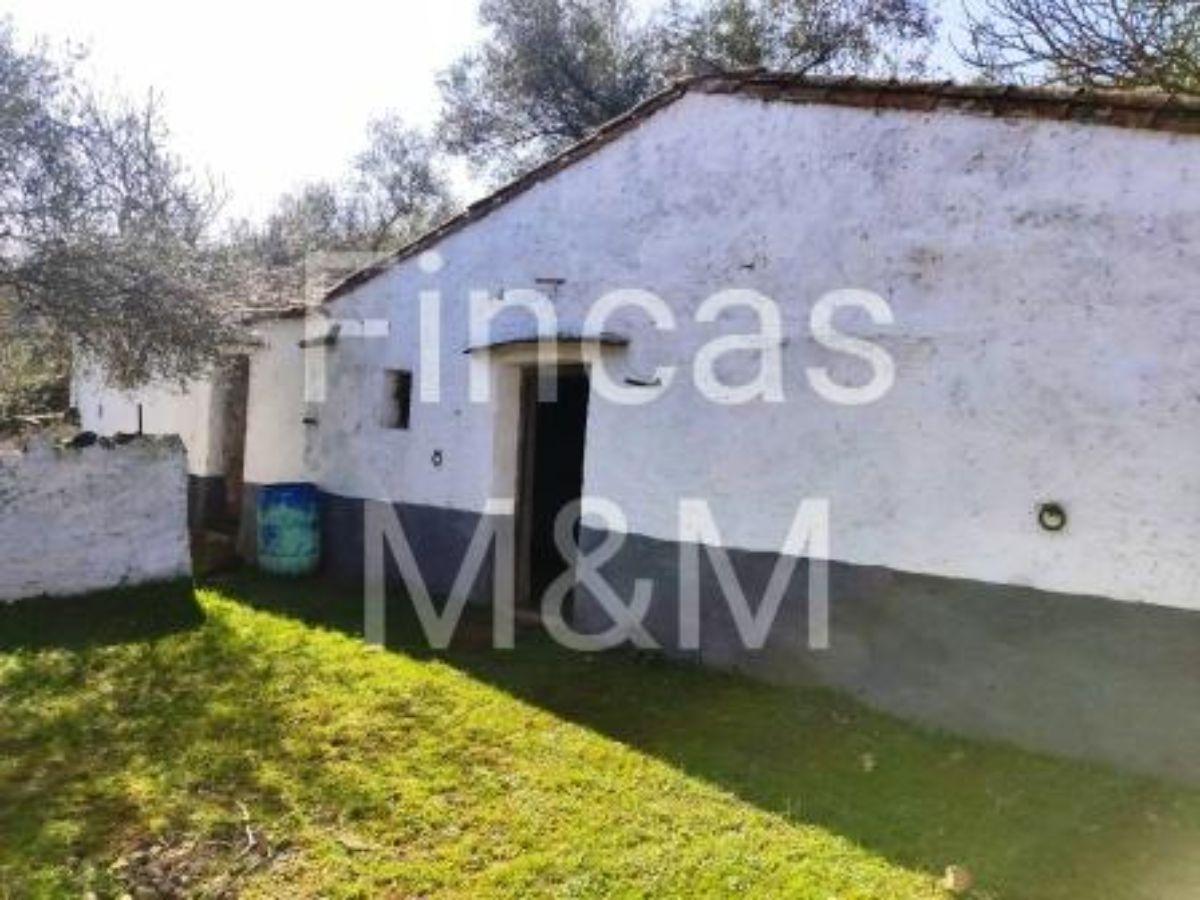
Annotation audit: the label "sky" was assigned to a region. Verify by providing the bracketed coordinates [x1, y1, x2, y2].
[2, 0, 486, 221]
[2, 0, 968, 224]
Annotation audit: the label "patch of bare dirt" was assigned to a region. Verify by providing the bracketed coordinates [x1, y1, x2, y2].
[108, 812, 290, 899]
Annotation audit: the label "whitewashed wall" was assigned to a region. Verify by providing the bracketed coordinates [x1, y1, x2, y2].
[316, 93, 1200, 611]
[72, 364, 221, 475]
[0, 436, 191, 601]
[244, 317, 310, 484]
[73, 320, 309, 486]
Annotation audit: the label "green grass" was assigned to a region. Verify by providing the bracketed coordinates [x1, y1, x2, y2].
[1, 575, 1198, 898]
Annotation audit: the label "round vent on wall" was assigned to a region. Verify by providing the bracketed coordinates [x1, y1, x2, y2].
[1037, 502, 1067, 532]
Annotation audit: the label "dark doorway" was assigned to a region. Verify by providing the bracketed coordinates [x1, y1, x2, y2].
[517, 366, 590, 612]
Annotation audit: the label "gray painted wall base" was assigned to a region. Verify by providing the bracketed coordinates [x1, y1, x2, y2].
[576, 527, 1200, 784]
[243, 488, 496, 605]
[237, 489, 1200, 783]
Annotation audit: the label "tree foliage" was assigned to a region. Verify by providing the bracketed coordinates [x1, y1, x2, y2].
[438, 0, 935, 180]
[659, 0, 935, 78]
[0, 20, 242, 389]
[0, 295, 68, 420]
[437, 0, 667, 179]
[351, 115, 457, 249]
[237, 114, 454, 301]
[959, 0, 1200, 92]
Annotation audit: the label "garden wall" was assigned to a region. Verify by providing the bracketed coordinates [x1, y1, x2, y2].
[0, 435, 191, 601]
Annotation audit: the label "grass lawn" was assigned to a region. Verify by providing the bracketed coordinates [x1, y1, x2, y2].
[1, 575, 1198, 898]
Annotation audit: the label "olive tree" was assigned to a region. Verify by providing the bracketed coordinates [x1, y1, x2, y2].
[239, 113, 455, 302]
[437, 0, 936, 182]
[959, 0, 1200, 92]
[659, 0, 936, 78]
[0, 21, 242, 392]
[437, 0, 666, 180]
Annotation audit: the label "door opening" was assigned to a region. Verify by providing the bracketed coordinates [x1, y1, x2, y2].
[516, 366, 590, 613]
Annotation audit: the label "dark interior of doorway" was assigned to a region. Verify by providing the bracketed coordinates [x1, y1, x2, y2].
[518, 366, 590, 613]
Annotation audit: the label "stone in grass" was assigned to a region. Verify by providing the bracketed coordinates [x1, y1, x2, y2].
[942, 864, 974, 893]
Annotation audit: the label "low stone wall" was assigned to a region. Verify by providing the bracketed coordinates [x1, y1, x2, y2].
[0, 435, 192, 601]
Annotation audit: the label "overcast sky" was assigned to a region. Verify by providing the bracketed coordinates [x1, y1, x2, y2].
[3, 0, 486, 221]
[3, 0, 967, 224]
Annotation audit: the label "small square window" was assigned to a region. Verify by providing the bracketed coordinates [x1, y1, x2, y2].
[383, 369, 412, 429]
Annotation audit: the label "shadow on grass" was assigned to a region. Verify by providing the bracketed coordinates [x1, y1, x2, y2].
[216, 570, 1200, 900]
[0, 579, 295, 895]
[0, 579, 205, 652]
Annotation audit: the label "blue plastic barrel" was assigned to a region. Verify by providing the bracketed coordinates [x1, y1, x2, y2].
[257, 483, 321, 575]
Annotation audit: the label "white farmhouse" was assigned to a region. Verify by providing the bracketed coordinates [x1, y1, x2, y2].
[75, 74, 1200, 782]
